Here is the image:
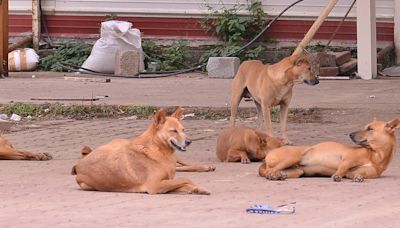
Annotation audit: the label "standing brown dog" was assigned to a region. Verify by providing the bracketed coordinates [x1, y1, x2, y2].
[230, 54, 319, 144]
[216, 125, 283, 163]
[72, 108, 210, 194]
[0, 132, 52, 160]
[259, 118, 399, 182]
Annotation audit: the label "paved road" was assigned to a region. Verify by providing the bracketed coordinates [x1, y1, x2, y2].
[1, 73, 400, 110]
[1, 73, 400, 227]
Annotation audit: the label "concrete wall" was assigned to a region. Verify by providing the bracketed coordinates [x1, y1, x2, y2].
[9, 0, 395, 20]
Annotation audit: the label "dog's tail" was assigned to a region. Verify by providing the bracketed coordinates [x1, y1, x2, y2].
[71, 146, 93, 175]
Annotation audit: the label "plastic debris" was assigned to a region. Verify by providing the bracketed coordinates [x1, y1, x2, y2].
[183, 113, 195, 119]
[10, 114, 22, 122]
[0, 114, 8, 121]
[119, 115, 138, 120]
[246, 203, 296, 214]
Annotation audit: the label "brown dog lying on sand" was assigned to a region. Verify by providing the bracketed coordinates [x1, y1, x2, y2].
[216, 125, 283, 163]
[0, 132, 52, 160]
[230, 54, 319, 144]
[259, 118, 399, 182]
[72, 108, 210, 194]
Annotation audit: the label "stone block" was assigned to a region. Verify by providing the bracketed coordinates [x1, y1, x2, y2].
[207, 57, 240, 79]
[330, 51, 352, 66]
[114, 49, 140, 76]
[319, 66, 339, 76]
[310, 52, 336, 67]
[339, 58, 358, 74]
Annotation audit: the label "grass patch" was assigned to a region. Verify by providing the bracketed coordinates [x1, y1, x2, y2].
[0, 103, 321, 123]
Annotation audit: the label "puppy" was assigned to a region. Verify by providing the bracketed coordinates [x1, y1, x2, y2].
[259, 118, 399, 182]
[216, 125, 283, 163]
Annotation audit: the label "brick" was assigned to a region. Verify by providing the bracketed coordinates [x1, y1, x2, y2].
[311, 52, 336, 67]
[114, 49, 140, 76]
[319, 66, 339, 76]
[339, 58, 357, 74]
[206, 57, 240, 79]
[330, 51, 352, 66]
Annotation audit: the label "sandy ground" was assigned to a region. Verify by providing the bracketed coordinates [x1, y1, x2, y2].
[1, 75, 400, 227]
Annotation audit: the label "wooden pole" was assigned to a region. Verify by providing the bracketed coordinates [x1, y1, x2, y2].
[292, 0, 338, 55]
[8, 33, 33, 52]
[32, 0, 41, 51]
[0, 0, 9, 77]
[395, 0, 400, 65]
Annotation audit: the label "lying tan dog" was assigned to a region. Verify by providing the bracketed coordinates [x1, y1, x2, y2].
[216, 125, 283, 163]
[259, 118, 399, 182]
[230, 54, 319, 144]
[0, 131, 52, 160]
[72, 108, 210, 194]
[79, 146, 216, 172]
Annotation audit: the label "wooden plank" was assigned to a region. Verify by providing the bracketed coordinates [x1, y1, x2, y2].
[319, 67, 339, 76]
[8, 33, 33, 52]
[319, 76, 350, 80]
[0, 0, 9, 77]
[339, 58, 358, 74]
[331, 51, 351, 66]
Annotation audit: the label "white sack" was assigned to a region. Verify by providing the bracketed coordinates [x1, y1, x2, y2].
[81, 20, 144, 73]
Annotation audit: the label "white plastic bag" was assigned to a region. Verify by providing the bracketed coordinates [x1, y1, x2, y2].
[8, 48, 39, 71]
[81, 20, 144, 73]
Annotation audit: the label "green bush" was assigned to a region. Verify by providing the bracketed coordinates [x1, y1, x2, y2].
[39, 42, 92, 72]
[201, 0, 267, 43]
[200, 0, 267, 62]
[142, 41, 191, 71]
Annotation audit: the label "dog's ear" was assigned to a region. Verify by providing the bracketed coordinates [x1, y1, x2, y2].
[259, 137, 267, 146]
[80, 146, 92, 158]
[385, 118, 400, 132]
[290, 54, 306, 66]
[295, 56, 307, 66]
[171, 107, 184, 120]
[154, 108, 166, 125]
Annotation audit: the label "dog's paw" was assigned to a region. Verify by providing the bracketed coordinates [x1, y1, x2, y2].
[205, 165, 216, 172]
[332, 174, 342, 182]
[241, 157, 251, 164]
[37, 152, 53, 161]
[267, 171, 286, 181]
[353, 175, 364, 183]
[193, 187, 211, 195]
[282, 138, 293, 145]
[279, 171, 288, 180]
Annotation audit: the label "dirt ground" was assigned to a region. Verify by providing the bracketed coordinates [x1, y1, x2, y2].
[1, 75, 400, 227]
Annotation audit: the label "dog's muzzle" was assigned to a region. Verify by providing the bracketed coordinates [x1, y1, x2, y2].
[349, 132, 367, 146]
[171, 139, 192, 152]
[304, 78, 319, 85]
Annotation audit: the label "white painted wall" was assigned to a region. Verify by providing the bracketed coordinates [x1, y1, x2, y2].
[9, 0, 395, 20]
